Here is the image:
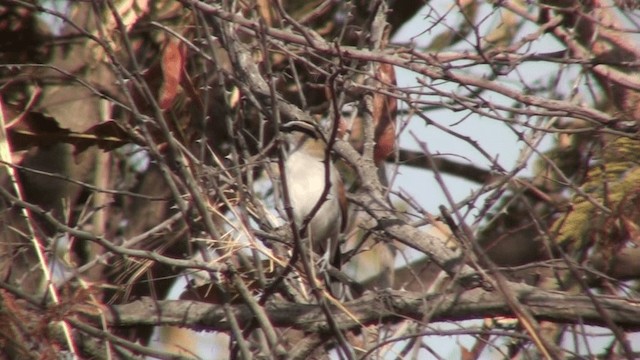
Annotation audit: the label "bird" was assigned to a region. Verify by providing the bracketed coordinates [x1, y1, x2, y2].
[280, 120, 348, 277]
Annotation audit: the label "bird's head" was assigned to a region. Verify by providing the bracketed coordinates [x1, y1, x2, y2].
[279, 120, 328, 158]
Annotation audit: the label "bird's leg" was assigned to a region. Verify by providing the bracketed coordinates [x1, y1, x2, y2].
[315, 236, 333, 272]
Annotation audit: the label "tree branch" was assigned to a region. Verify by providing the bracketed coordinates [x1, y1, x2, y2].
[98, 283, 640, 333]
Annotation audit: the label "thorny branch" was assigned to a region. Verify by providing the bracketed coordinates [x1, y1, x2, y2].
[2, 0, 640, 358]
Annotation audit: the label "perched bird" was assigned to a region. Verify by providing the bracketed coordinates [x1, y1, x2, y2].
[280, 120, 348, 272]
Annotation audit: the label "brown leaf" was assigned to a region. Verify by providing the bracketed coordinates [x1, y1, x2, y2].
[158, 39, 186, 110]
[75, 120, 131, 154]
[346, 63, 398, 165]
[372, 62, 397, 165]
[256, 0, 273, 26]
[460, 345, 473, 360]
[7, 111, 71, 151]
[7, 112, 130, 154]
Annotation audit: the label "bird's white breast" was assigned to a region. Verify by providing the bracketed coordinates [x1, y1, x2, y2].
[284, 149, 341, 246]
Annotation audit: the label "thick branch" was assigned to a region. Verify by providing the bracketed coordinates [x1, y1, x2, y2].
[98, 283, 640, 333]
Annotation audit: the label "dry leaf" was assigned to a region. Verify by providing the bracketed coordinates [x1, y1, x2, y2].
[7, 112, 130, 154]
[158, 39, 186, 110]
